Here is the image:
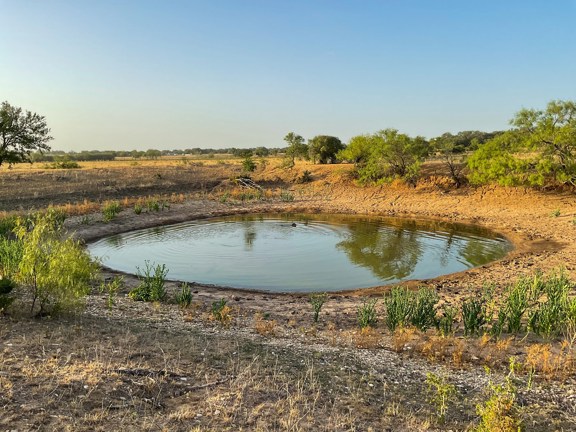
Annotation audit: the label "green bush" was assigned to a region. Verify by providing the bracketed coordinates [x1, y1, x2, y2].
[129, 261, 168, 302]
[14, 210, 98, 315]
[383, 287, 411, 331]
[100, 276, 124, 310]
[438, 306, 458, 337]
[242, 156, 256, 173]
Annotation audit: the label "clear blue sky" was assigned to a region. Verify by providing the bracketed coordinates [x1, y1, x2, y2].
[2, 0, 575, 151]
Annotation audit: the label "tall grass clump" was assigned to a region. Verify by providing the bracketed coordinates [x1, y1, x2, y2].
[462, 296, 490, 337]
[0, 237, 23, 278]
[383, 286, 439, 332]
[528, 270, 574, 338]
[129, 261, 168, 302]
[175, 282, 193, 308]
[502, 274, 542, 334]
[102, 201, 122, 222]
[358, 298, 378, 328]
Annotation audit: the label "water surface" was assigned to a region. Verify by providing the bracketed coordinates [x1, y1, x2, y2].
[88, 213, 512, 292]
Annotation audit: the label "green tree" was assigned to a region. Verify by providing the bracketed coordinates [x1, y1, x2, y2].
[468, 100, 576, 187]
[14, 210, 98, 315]
[308, 135, 344, 164]
[340, 129, 429, 184]
[284, 132, 308, 163]
[0, 101, 53, 167]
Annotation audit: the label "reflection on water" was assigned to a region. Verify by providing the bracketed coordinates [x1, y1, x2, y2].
[88, 213, 513, 293]
[337, 220, 422, 280]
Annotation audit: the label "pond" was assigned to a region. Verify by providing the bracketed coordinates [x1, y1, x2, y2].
[88, 213, 513, 293]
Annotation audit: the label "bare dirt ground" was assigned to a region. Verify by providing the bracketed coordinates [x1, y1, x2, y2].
[2, 159, 576, 431]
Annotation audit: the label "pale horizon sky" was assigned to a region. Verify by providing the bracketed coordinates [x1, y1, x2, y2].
[2, 0, 575, 152]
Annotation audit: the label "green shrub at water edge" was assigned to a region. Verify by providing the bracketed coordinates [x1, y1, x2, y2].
[129, 261, 168, 302]
[14, 211, 98, 315]
[176, 282, 193, 308]
[462, 296, 489, 337]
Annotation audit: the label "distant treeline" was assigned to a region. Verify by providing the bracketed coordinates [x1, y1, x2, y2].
[32, 130, 496, 163]
[31, 146, 285, 162]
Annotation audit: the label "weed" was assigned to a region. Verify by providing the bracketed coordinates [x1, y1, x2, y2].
[99, 276, 124, 310]
[254, 312, 277, 336]
[211, 298, 232, 325]
[551, 209, 561, 217]
[102, 201, 122, 222]
[129, 261, 168, 302]
[473, 363, 522, 432]
[383, 287, 411, 331]
[410, 287, 439, 331]
[502, 275, 541, 334]
[438, 306, 458, 336]
[80, 214, 93, 225]
[175, 283, 193, 308]
[384, 287, 439, 332]
[280, 190, 295, 202]
[425, 372, 456, 423]
[309, 292, 328, 323]
[354, 326, 381, 349]
[462, 296, 489, 337]
[357, 298, 378, 328]
[219, 192, 230, 203]
[134, 203, 143, 215]
[299, 170, 313, 183]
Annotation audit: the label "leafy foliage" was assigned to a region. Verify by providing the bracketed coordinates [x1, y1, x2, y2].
[468, 100, 576, 188]
[14, 209, 98, 315]
[0, 101, 53, 167]
[383, 286, 439, 331]
[308, 135, 344, 164]
[284, 132, 308, 163]
[339, 129, 429, 184]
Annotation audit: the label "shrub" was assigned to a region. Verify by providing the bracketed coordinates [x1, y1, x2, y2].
[358, 298, 378, 328]
[175, 282, 193, 308]
[102, 201, 122, 222]
[309, 292, 328, 323]
[129, 261, 168, 302]
[502, 274, 541, 334]
[242, 156, 256, 173]
[410, 287, 439, 331]
[14, 210, 98, 315]
[134, 204, 143, 215]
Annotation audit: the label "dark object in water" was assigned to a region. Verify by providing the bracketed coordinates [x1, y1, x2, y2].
[291, 223, 297, 227]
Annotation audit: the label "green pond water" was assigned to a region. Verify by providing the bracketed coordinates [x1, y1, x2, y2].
[88, 213, 513, 292]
